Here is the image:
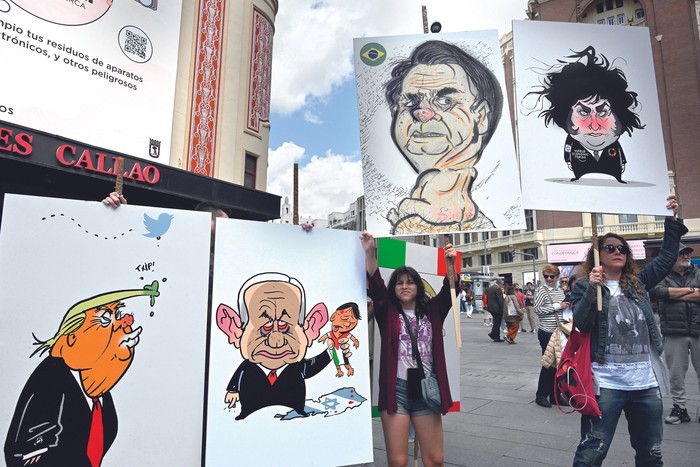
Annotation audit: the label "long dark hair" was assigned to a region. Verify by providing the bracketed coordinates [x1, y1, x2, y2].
[387, 266, 427, 316]
[582, 233, 642, 293]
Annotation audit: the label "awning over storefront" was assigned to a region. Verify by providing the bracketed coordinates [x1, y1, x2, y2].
[0, 121, 280, 220]
[547, 239, 647, 263]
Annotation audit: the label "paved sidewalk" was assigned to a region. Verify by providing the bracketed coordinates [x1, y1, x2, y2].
[362, 313, 700, 466]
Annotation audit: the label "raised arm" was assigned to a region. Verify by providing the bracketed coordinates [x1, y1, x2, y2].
[360, 231, 378, 277]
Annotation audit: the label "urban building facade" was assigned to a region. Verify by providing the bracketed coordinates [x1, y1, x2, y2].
[324, 0, 700, 289]
[173, 0, 279, 190]
[452, 0, 700, 286]
[1, 0, 280, 220]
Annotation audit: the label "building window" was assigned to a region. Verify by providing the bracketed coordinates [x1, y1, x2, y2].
[605, 0, 614, 10]
[615, 0, 624, 7]
[482, 232, 490, 240]
[462, 233, 470, 244]
[596, 3, 604, 13]
[501, 230, 511, 237]
[597, 19, 606, 24]
[525, 209, 534, 231]
[635, 8, 644, 20]
[607, 16, 615, 25]
[462, 257, 472, 269]
[617, 13, 625, 24]
[244, 153, 257, 189]
[523, 247, 539, 260]
[479, 254, 492, 266]
[500, 251, 514, 263]
[595, 213, 604, 226]
[619, 214, 638, 223]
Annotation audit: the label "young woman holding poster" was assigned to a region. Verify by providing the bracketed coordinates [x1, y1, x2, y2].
[360, 231, 457, 467]
[570, 195, 684, 466]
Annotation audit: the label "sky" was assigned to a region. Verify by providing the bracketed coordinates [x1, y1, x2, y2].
[267, 0, 529, 219]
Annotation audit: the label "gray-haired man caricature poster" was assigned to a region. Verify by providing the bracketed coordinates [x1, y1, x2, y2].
[354, 31, 525, 237]
[513, 20, 671, 216]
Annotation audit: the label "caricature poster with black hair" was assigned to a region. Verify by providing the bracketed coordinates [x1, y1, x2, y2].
[354, 31, 525, 237]
[0, 194, 211, 466]
[205, 219, 373, 466]
[513, 20, 671, 215]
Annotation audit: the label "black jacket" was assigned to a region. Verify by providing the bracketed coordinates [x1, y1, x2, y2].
[652, 263, 700, 337]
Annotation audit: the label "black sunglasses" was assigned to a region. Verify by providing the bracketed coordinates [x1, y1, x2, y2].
[543, 274, 556, 279]
[601, 244, 630, 254]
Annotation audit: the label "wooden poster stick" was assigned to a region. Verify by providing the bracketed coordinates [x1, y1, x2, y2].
[115, 157, 124, 195]
[590, 213, 602, 312]
[445, 235, 462, 347]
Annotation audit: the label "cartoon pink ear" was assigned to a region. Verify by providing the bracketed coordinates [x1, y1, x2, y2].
[304, 302, 328, 345]
[216, 304, 244, 348]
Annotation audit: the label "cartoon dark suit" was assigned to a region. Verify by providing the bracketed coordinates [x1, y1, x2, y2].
[565, 136, 627, 183]
[217, 273, 331, 420]
[5, 357, 118, 467]
[226, 352, 331, 420]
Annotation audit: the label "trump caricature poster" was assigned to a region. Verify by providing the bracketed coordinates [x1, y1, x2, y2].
[205, 219, 373, 467]
[0, 194, 211, 466]
[513, 20, 671, 215]
[354, 30, 525, 237]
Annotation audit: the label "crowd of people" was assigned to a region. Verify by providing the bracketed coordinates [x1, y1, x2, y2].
[99, 192, 698, 467]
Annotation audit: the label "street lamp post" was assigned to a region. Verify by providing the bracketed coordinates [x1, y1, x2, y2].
[512, 249, 537, 286]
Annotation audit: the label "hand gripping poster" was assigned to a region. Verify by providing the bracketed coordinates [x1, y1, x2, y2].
[205, 220, 373, 466]
[0, 0, 183, 163]
[354, 31, 525, 237]
[0, 194, 211, 467]
[513, 20, 671, 215]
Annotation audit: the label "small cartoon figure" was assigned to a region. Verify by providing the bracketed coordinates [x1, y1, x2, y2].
[216, 273, 332, 420]
[528, 46, 644, 183]
[4, 282, 160, 467]
[318, 302, 361, 377]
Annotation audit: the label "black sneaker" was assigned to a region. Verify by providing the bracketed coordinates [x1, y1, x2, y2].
[665, 404, 691, 424]
[535, 397, 552, 408]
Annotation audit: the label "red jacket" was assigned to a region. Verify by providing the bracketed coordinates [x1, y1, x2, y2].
[367, 269, 457, 415]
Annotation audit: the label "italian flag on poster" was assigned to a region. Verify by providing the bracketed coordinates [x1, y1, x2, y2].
[371, 238, 461, 416]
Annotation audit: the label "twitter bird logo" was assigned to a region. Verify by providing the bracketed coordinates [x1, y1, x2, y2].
[143, 213, 174, 239]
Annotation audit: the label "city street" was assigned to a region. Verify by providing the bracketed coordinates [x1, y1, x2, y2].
[362, 312, 700, 466]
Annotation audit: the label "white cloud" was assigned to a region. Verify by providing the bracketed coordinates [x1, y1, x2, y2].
[268, 142, 363, 219]
[303, 110, 324, 124]
[271, 0, 527, 115]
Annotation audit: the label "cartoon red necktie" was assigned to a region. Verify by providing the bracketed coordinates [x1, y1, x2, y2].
[267, 370, 277, 385]
[87, 398, 104, 467]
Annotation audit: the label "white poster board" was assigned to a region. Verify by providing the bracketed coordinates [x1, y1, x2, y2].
[354, 30, 525, 237]
[513, 20, 671, 215]
[205, 220, 373, 466]
[0, 0, 183, 162]
[0, 194, 211, 466]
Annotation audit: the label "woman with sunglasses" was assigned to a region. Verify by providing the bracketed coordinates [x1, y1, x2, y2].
[534, 264, 570, 407]
[570, 196, 685, 466]
[360, 231, 458, 467]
